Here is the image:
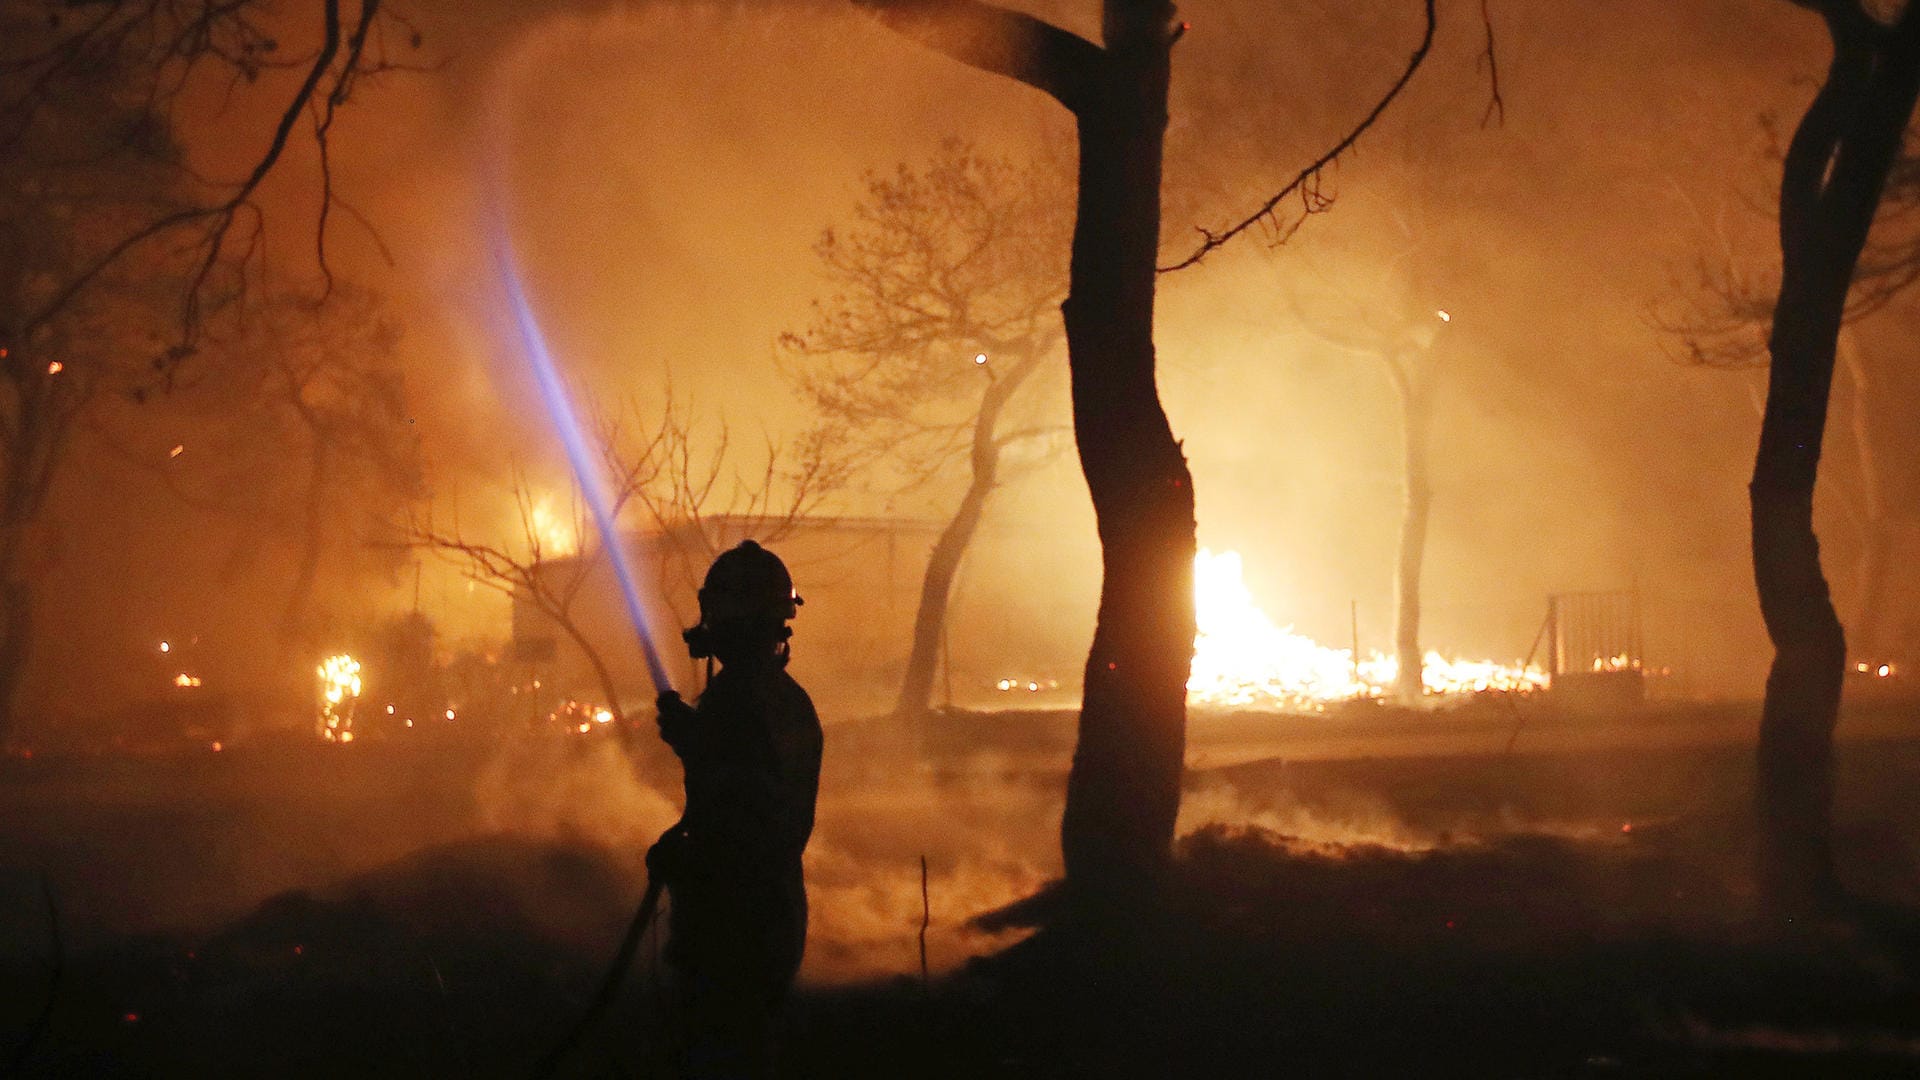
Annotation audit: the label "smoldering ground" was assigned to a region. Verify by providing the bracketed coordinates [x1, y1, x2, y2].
[7, 702, 1920, 1075]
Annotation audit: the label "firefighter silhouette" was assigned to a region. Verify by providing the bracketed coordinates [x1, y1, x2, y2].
[652, 540, 822, 1078]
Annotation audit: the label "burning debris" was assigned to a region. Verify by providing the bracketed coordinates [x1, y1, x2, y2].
[548, 698, 617, 735]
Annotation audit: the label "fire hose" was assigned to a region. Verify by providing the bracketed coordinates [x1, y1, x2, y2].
[526, 845, 670, 1079]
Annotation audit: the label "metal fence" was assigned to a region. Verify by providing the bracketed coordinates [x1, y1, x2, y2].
[1547, 590, 1642, 677]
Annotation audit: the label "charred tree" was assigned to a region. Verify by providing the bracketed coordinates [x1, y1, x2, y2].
[861, 0, 1197, 895]
[1287, 288, 1450, 705]
[1389, 350, 1438, 705]
[892, 351, 1045, 719]
[1752, 0, 1920, 909]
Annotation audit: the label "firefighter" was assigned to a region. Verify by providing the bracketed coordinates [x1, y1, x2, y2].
[652, 540, 822, 1078]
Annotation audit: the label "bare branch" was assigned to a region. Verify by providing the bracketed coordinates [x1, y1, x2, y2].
[10, 0, 417, 364]
[1477, 0, 1504, 128]
[1161, 0, 1438, 273]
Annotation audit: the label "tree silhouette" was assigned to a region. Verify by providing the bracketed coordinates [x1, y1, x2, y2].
[1667, 109, 1920, 669]
[1742, 0, 1920, 909]
[783, 142, 1071, 721]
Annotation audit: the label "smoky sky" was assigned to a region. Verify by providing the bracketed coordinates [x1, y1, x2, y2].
[32, 0, 1900, 718]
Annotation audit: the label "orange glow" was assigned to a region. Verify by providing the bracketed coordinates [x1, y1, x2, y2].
[173, 673, 202, 688]
[529, 497, 578, 557]
[1187, 549, 1547, 708]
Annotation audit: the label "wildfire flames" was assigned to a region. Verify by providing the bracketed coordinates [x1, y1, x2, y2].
[1186, 549, 1547, 709]
[317, 653, 363, 743]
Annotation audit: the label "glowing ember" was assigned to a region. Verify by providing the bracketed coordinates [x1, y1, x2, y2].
[317, 653, 364, 743]
[1186, 549, 1547, 708]
[551, 699, 618, 733]
[173, 673, 202, 688]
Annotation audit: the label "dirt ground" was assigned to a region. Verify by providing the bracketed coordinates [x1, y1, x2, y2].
[2, 698, 1918, 1077]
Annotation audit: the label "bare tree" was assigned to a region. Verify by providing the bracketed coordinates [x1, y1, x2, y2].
[410, 394, 839, 721]
[1667, 132, 1920, 670]
[1285, 262, 1452, 706]
[782, 142, 1071, 721]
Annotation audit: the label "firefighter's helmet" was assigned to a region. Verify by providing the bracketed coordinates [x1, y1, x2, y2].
[684, 540, 801, 659]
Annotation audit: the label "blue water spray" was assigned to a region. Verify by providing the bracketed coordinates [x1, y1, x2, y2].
[489, 234, 672, 697]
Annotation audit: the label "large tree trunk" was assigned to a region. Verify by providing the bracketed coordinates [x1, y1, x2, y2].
[1390, 360, 1433, 705]
[859, 0, 1194, 902]
[892, 356, 1036, 721]
[1754, 12, 1920, 909]
[1058, 0, 1194, 900]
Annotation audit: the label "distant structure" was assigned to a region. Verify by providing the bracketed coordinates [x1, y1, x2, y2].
[1544, 589, 1645, 709]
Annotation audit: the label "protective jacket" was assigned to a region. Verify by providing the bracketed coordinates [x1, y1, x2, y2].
[658, 660, 822, 993]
